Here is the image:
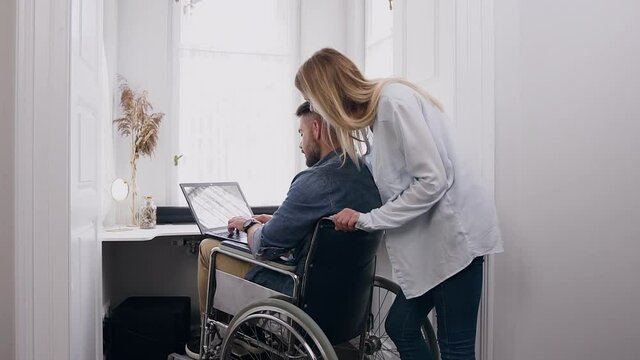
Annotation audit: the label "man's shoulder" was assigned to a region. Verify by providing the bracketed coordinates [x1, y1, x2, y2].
[293, 154, 372, 186]
[292, 166, 323, 182]
[318, 153, 366, 172]
[289, 167, 329, 194]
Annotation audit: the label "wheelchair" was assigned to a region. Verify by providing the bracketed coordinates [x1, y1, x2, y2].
[198, 218, 440, 360]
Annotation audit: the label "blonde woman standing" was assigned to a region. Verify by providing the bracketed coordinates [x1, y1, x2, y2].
[295, 48, 503, 360]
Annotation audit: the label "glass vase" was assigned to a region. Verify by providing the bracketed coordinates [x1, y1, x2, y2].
[139, 195, 157, 229]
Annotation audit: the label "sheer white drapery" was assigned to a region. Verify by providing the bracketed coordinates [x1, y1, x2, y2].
[176, 0, 299, 206]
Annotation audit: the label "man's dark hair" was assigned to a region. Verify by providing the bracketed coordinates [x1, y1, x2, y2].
[295, 101, 312, 117]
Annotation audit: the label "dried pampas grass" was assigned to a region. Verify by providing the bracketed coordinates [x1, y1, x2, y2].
[114, 76, 164, 225]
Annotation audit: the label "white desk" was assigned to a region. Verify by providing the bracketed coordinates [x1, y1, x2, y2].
[101, 224, 200, 242]
[101, 223, 204, 330]
[100, 222, 394, 348]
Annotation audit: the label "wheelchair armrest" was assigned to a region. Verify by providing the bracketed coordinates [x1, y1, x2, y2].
[218, 240, 296, 272]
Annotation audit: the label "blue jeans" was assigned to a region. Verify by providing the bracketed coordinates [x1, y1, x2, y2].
[385, 257, 484, 360]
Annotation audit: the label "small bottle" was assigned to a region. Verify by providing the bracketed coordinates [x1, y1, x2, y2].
[139, 195, 157, 229]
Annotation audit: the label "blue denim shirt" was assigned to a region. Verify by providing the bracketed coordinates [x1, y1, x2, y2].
[245, 151, 382, 295]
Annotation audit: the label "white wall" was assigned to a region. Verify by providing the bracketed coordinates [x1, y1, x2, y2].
[101, 0, 118, 226]
[493, 0, 640, 359]
[114, 0, 172, 209]
[0, 0, 16, 358]
[300, 0, 351, 59]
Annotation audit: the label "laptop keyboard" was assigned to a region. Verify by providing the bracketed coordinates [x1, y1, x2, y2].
[212, 230, 246, 241]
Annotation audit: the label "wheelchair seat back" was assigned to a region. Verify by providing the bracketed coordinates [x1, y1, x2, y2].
[298, 218, 383, 345]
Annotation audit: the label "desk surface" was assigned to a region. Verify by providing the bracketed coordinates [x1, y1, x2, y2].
[100, 224, 200, 242]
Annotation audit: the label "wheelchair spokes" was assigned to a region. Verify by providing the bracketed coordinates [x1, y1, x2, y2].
[220, 298, 336, 360]
[366, 278, 401, 359]
[365, 276, 440, 360]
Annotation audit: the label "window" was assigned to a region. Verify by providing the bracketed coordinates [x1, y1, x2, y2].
[175, 0, 299, 206]
[365, 0, 394, 77]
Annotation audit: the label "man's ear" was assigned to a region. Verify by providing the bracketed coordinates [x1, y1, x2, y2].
[312, 119, 323, 141]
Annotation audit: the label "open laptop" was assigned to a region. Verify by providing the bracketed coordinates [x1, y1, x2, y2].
[180, 182, 253, 243]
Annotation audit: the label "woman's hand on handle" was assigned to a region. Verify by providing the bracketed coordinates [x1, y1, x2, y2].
[332, 208, 360, 232]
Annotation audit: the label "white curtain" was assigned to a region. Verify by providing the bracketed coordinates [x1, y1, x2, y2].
[176, 0, 299, 206]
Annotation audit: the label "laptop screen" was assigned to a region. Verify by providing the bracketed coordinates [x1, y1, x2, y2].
[180, 182, 253, 232]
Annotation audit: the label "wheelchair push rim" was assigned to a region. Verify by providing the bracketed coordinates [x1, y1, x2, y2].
[220, 298, 338, 360]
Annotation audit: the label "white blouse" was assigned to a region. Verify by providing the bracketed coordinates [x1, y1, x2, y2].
[357, 83, 503, 299]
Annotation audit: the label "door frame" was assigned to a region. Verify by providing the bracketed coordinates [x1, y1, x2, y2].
[15, 0, 103, 358]
[15, 0, 72, 358]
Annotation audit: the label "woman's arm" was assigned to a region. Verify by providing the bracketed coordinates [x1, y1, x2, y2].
[357, 95, 453, 231]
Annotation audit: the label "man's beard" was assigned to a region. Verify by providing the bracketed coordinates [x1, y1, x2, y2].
[305, 143, 322, 167]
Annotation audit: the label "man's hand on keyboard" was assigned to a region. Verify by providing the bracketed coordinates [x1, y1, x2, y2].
[227, 216, 247, 234]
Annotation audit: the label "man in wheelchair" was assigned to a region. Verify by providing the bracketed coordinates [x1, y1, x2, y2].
[188, 102, 381, 359]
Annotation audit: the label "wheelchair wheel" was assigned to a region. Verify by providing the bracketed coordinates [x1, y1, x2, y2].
[366, 276, 440, 360]
[221, 297, 337, 360]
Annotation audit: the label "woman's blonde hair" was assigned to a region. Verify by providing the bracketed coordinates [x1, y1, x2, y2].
[295, 48, 443, 165]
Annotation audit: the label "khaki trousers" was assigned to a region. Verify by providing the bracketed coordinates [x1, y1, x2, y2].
[198, 238, 254, 315]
